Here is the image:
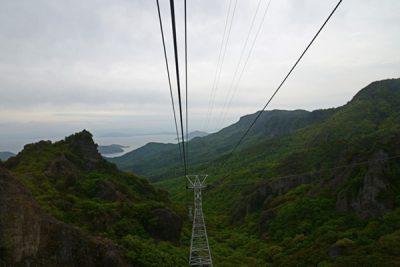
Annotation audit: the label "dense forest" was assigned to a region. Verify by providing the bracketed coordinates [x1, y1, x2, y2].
[112, 78, 400, 266]
[0, 131, 189, 266]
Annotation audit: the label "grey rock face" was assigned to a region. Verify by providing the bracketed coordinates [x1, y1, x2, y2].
[0, 167, 132, 267]
[329, 239, 353, 258]
[336, 151, 391, 219]
[145, 208, 183, 244]
[231, 174, 315, 224]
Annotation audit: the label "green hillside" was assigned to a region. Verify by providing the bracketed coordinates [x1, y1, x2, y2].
[2, 79, 399, 266]
[2, 131, 189, 266]
[114, 78, 400, 266]
[110, 79, 400, 183]
[110, 109, 335, 181]
[197, 78, 400, 266]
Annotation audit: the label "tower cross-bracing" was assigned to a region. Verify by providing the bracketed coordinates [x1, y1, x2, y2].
[186, 175, 213, 266]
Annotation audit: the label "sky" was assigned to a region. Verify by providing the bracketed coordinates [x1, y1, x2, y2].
[0, 0, 399, 151]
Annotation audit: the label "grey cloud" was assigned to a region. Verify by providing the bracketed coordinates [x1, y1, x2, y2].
[0, 0, 399, 139]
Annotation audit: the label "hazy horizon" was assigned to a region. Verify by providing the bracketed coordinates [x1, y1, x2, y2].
[1, 0, 399, 152]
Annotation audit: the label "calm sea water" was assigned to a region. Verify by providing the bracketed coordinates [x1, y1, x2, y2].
[94, 134, 177, 157]
[0, 134, 177, 157]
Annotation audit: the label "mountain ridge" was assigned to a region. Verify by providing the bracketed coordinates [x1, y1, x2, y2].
[109, 108, 335, 180]
[110, 78, 400, 183]
[117, 78, 400, 266]
[0, 130, 188, 266]
[1, 78, 399, 266]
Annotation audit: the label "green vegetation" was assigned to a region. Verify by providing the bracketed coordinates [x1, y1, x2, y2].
[109, 109, 335, 180]
[114, 78, 400, 266]
[3, 78, 400, 266]
[4, 130, 189, 266]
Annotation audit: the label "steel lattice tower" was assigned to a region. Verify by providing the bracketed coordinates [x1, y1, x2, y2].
[186, 175, 213, 266]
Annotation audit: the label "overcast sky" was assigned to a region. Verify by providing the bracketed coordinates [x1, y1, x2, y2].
[0, 0, 399, 150]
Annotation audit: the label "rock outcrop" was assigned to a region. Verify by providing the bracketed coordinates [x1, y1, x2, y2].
[145, 208, 183, 243]
[0, 167, 131, 267]
[64, 130, 115, 171]
[329, 238, 354, 258]
[336, 151, 393, 219]
[231, 149, 396, 227]
[230, 174, 315, 223]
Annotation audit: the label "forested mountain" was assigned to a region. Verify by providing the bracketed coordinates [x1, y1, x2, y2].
[1, 79, 399, 266]
[110, 79, 399, 183]
[112, 78, 400, 265]
[0, 131, 188, 266]
[110, 108, 335, 181]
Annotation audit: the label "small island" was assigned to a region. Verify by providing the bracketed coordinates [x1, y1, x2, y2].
[97, 144, 128, 155]
[0, 151, 16, 161]
[176, 131, 208, 141]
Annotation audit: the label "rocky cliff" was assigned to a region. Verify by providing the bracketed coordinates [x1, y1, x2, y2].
[0, 167, 131, 267]
[0, 130, 186, 266]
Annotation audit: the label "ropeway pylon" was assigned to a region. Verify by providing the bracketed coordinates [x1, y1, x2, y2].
[186, 175, 213, 266]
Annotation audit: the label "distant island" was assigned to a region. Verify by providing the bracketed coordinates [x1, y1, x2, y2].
[0, 151, 15, 161]
[98, 132, 175, 138]
[97, 144, 129, 155]
[176, 131, 208, 141]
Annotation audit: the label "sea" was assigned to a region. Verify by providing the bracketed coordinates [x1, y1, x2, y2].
[94, 134, 177, 157]
[0, 133, 177, 158]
